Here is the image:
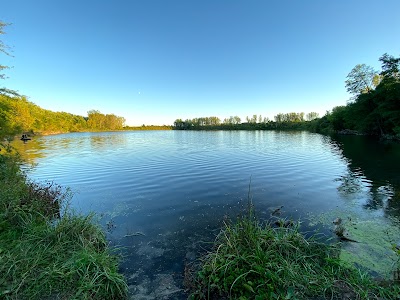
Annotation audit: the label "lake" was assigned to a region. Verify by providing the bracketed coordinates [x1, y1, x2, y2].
[14, 130, 400, 299]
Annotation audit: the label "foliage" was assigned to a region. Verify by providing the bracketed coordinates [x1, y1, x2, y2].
[274, 112, 305, 123]
[87, 110, 125, 131]
[188, 204, 400, 299]
[345, 64, 377, 95]
[0, 94, 128, 137]
[0, 21, 19, 98]
[123, 125, 172, 130]
[326, 106, 349, 131]
[306, 111, 319, 121]
[304, 53, 400, 138]
[379, 53, 400, 80]
[223, 116, 242, 125]
[173, 112, 320, 132]
[0, 21, 11, 81]
[0, 149, 128, 299]
[174, 116, 221, 129]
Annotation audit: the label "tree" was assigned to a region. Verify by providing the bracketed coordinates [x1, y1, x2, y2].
[0, 21, 19, 97]
[379, 53, 400, 80]
[0, 21, 10, 80]
[306, 112, 319, 121]
[345, 64, 377, 95]
[327, 106, 348, 131]
[274, 113, 284, 123]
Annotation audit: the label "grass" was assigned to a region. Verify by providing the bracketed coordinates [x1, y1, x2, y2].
[0, 144, 128, 299]
[188, 199, 400, 299]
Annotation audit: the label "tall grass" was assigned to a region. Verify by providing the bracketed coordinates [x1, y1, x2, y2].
[0, 146, 127, 299]
[188, 199, 400, 299]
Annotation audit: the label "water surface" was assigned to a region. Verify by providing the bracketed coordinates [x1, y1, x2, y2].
[15, 130, 400, 299]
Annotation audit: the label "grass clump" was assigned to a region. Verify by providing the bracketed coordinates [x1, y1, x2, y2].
[189, 202, 400, 299]
[0, 146, 128, 299]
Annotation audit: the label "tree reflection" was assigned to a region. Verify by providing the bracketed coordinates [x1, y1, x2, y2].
[331, 135, 400, 217]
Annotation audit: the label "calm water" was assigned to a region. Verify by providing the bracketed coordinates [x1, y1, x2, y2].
[15, 130, 400, 299]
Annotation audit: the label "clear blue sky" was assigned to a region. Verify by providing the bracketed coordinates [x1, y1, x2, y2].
[1, 0, 399, 126]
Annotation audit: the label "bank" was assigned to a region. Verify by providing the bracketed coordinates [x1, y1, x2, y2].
[0, 146, 128, 299]
[186, 203, 400, 299]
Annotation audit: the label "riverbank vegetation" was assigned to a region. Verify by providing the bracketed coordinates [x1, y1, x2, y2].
[187, 202, 400, 299]
[0, 93, 128, 137]
[0, 145, 128, 299]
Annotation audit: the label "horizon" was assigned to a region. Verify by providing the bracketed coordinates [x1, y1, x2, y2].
[1, 0, 400, 126]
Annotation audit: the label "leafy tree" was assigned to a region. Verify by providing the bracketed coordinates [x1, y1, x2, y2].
[0, 21, 10, 81]
[233, 116, 241, 124]
[245, 115, 258, 124]
[345, 64, 377, 95]
[274, 113, 284, 123]
[379, 53, 400, 80]
[372, 74, 382, 88]
[327, 106, 351, 131]
[306, 112, 319, 121]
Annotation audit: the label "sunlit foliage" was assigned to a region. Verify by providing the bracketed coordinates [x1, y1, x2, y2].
[0, 94, 128, 138]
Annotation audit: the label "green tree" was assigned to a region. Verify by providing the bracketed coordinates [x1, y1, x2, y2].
[345, 64, 377, 95]
[379, 53, 400, 80]
[327, 106, 349, 131]
[87, 110, 105, 129]
[274, 113, 284, 123]
[306, 112, 319, 121]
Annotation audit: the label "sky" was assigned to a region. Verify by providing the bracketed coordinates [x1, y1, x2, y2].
[1, 0, 400, 126]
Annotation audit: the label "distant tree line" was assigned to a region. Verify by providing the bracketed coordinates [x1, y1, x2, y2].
[0, 94, 126, 139]
[173, 112, 319, 131]
[123, 125, 172, 131]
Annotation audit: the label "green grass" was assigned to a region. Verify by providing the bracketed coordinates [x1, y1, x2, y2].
[0, 145, 128, 299]
[188, 201, 400, 299]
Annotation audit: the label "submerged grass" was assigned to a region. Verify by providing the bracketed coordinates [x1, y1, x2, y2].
[188, 199, 400, 299]
[0, 145, 127, 299]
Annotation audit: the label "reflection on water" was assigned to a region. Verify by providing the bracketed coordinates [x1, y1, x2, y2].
[331, 135, 400, 217]
[13, 131, 400, 298]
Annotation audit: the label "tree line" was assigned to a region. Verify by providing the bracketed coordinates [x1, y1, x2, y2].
[173, 111, 319, 131]
[0, 94, 126, 139]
